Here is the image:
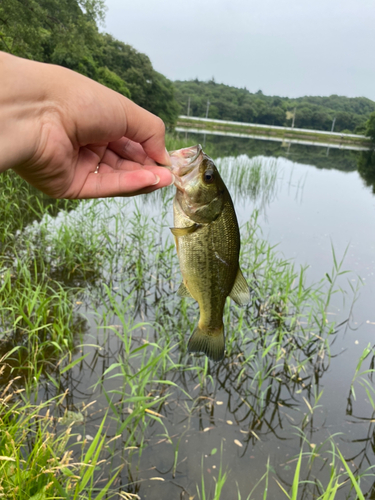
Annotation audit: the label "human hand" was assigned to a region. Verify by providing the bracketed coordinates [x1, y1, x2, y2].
[0, 52, 173, 199]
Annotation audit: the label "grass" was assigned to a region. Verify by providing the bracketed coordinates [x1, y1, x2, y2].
[197, 444, 228, 500]
[0, 170, 78, 247]
[0, 371, 122, 500]
[216, 156, 279, 209]
[194, 440, 372, 500]
[0, 145, 371, 499]
[349, 343, 375, 409]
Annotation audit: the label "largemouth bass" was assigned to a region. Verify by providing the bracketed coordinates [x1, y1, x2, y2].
[169, 145, 250, 362]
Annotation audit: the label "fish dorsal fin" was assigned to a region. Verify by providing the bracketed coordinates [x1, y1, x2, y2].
[170, 224, 200, 237]
[177, 282, 193, 298]
[230, 267, 251, 306]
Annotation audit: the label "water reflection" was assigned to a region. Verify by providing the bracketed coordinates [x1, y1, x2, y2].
[179, 132, 361, 173]
[25, 197, 345, 498]
[357, 149, 375, 193]
[3, 139, 375, 498]
[343, 348, 375, 496]
[182, 130, 375, 205]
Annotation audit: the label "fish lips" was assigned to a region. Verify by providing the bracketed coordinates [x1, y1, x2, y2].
[168, 144, 204, 191]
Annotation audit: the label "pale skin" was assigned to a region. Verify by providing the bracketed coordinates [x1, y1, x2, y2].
[0, 51, 173, 199]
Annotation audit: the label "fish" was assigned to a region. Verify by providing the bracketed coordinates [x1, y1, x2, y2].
[168, 145, 250, 362]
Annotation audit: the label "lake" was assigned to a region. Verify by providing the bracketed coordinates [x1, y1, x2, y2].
[1, 133, 375, 499]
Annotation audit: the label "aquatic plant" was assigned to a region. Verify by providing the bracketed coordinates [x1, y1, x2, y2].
[0, 148, 369, 499]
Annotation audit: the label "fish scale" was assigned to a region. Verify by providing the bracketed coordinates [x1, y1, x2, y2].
[182, 204, 238, 326]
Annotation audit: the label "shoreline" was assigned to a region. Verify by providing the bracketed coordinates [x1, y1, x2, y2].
[177, 116, 371, 150]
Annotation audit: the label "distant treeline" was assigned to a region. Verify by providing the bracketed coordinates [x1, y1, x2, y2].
[0, 0, 179, 126]
[174, 80, 375, 134]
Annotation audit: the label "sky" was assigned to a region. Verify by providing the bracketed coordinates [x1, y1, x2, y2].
[103, 0, 375, 101]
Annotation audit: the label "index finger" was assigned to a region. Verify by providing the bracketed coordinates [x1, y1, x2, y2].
[121, 98, 171, 166]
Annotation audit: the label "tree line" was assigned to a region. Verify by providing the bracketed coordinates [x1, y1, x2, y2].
[2, 0, 375, 135]
[174, 79, 375, 134]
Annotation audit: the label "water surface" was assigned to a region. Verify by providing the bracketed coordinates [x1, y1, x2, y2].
[6, 134, 375, 498]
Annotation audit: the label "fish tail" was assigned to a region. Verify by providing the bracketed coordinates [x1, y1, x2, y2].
[188, 324, 225, 362]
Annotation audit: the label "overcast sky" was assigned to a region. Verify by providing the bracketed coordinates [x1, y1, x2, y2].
[103, 0, 375, 101]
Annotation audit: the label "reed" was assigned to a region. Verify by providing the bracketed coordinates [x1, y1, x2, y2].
[0, 146, 367, 499]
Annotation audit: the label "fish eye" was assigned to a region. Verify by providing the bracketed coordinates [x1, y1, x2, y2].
[204, 169, 214, 183]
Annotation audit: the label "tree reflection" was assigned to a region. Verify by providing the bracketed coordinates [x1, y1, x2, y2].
[184, 133, 361, 172]
[357, 149, 375, 193]
[343, 349, 375, 498]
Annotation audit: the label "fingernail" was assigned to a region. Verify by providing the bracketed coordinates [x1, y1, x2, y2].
[164, 147, 171, 166]
[152, 175, 160, 185]
[168, 173, 175, 186]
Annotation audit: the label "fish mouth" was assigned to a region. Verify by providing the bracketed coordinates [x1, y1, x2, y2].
[168, 145, 203, 191]
[169, 145, 203, 176]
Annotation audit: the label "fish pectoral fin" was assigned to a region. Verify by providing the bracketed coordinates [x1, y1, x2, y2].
[230, 267, 251, 306]
[177, 282, 193, 298]
[170, 224, 200, 237]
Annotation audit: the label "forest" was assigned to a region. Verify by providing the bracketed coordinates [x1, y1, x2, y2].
[1, 0, 375, 134]
[174, 79, 375, 133]
[0, 0, 180, 126]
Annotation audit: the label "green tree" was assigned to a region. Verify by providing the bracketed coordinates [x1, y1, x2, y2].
[357, 112, 375, 192]
[0, 0, 179, 125]
[173, 79, 375, 133]
[365, 111, 375, 145]
[96, 66, 131, 97]
[96, 34, 179, 125]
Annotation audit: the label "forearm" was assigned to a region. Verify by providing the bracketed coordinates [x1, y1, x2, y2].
[0, 52, 53, 173]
